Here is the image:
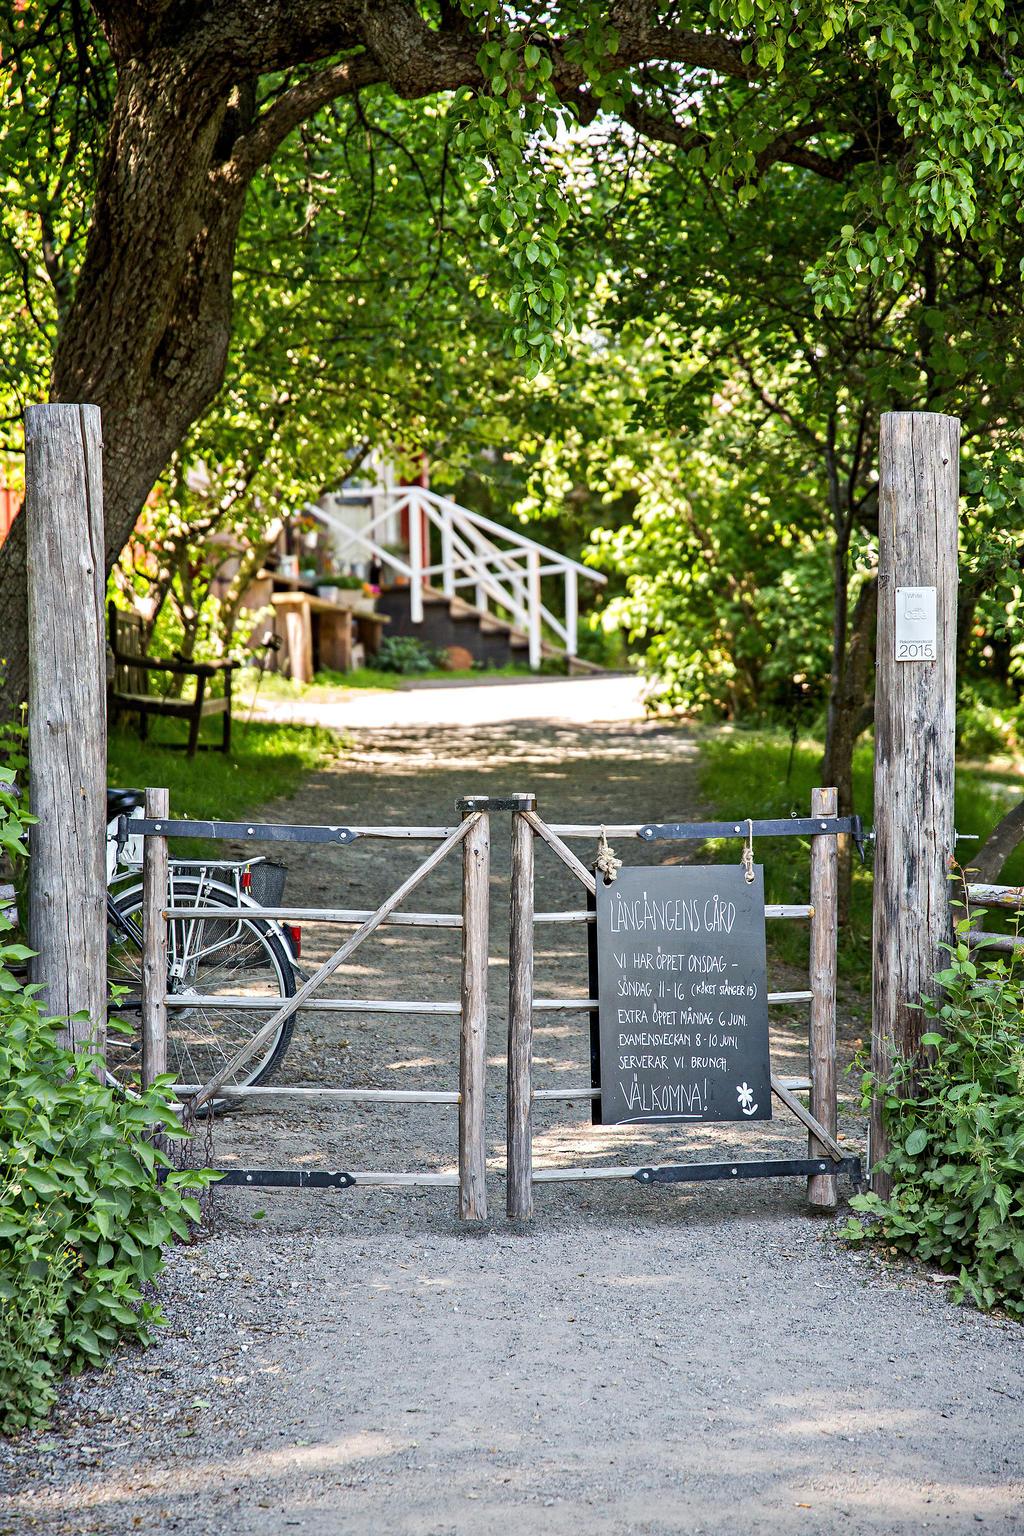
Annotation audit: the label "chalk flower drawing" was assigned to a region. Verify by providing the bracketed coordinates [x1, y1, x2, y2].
[736, 1082, 758, 1116]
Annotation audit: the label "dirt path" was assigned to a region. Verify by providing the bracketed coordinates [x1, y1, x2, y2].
[3, 715, 1022, 1536]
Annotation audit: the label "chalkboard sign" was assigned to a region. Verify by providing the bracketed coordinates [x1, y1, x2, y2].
[594, 865, 772, 1125]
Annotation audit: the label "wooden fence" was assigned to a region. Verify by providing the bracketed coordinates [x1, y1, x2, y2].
[131, 789, 859, 1222]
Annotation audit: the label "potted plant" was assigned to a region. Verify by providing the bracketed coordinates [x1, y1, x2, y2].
[316, 574, 375, 613]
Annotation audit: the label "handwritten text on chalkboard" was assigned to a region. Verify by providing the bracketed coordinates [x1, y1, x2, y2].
[595, 865, 772, 1125]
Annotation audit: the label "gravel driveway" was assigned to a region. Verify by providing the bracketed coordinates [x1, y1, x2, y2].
[2, 710, 1021, 1535]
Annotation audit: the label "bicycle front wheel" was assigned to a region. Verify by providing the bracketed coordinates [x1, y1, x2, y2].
[107, 879, 297, 1103]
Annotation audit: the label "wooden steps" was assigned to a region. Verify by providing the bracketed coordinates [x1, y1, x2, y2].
[377, 583, 604, 673]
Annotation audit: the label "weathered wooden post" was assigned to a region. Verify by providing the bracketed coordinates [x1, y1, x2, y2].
[807, 786, 839, 1210]
[507, 794, 537, 1219]
[141, 787, 169, 1086]
[872, 412, 960, 1197]
[26, 404, 107, 1058]
[459, 802, 490, 1219]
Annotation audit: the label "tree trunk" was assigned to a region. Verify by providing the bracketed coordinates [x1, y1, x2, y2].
[0, 59, 247, 721]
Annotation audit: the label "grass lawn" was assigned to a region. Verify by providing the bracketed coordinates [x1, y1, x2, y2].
[694, 726, 1024, 978]
[107, 718, 347, 822]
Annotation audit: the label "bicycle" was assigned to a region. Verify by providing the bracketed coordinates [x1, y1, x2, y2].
[105, 789, 300, 1110]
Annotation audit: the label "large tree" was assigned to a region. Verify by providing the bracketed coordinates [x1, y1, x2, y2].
[1, 0, 1022, 713]
[583, 140, 1024, 833]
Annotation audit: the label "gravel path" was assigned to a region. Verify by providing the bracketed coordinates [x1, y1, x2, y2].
[3, 713, 1022, 1535]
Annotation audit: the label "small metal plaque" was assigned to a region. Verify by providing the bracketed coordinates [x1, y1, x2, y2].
[895, 586, 937, 661]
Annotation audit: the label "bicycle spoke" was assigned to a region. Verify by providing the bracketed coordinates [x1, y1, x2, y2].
[107, 878, 296, 1108]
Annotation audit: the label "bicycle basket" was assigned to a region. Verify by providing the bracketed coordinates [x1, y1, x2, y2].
[245, 862, 288, 908]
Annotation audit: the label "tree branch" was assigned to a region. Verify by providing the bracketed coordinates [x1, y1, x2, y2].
[230, 56, 386, 177]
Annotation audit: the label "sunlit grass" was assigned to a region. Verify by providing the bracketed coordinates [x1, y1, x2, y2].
[107, 719, 347, 822]
[694, 726, 1024, 973]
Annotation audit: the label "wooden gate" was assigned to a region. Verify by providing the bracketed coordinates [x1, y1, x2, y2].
[503, 788, 862, 1219]
[134, 797, 491, 1218]
[130, 789, 861, 1223]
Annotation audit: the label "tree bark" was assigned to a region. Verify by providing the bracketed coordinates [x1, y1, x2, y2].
[871, 412, 959, 1198]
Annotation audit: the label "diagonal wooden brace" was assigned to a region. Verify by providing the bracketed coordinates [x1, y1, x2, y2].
[523, 810, 597, 895]
[770, 1073, 846, 1164]
[190, 814, 480, 1111]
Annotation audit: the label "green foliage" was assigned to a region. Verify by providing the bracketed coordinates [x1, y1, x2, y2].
[587, 439, 841, 717]
[0, 1, 112, 423]
[0, 733, 32, 866]
[0, 940, 214, 1431]
[957, 679, 1024, 760]
[695, 727, 1024, 958]
[574, 609, 628, 670]
[844, 917, 1024, 1319]
[0, 724, 32, 933]
[373, 634, 441, 674]
[696, 730, 875, 968]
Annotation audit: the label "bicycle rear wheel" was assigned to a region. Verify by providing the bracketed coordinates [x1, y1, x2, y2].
[107, 879, 296, 1108]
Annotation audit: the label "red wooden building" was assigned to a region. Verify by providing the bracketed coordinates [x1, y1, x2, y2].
[0, 487, 21, 545]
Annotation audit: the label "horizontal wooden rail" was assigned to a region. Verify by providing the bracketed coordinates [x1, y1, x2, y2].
[172, 1085, 460, 1103]
[533, 1087, 599, 1101]
[353, 1171, 460, 1187]
[967, 882, 1024, 911]
[532, 1166, 638, 1182]
[164, 906, 462, 927]
[533, 905, 813, 923]
[968, 931, 1024, 952]
[544, 824, 648, 838]
[164, 996, 461, 1013]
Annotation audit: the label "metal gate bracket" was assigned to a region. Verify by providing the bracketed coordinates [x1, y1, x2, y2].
[634, 1157, 863, 1185]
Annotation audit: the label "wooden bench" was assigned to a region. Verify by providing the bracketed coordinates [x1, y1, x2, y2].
[108, 602, 236, 757]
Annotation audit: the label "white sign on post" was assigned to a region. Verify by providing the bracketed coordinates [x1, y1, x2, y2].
[895, 586, 937, 661]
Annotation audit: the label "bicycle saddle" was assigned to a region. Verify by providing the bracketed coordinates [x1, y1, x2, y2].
[106, 787, 145, 820]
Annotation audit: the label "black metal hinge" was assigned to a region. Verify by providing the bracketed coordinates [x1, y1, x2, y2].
[164, 1168, 356, 1189]
[639, 815, 866, 862]
[634, 1157, 863, 1185]
[123, 817, 357, 845]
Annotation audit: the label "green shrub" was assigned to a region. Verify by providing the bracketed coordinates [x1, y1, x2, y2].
[374, 634, 439, 674]
[844, 913, 1024, 1318]
[0, 929, 214, 1432]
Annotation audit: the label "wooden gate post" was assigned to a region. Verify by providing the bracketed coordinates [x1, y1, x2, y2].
[141, 788, 169, 1087]
[459, 804, 490, 1219]
[25, 404, 107, 1058]
[807, 786, 839, 1209]
[507, 794, 537, 1219]
[872, 413, 960, 1197]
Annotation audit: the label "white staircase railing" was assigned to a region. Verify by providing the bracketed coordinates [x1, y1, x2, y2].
[312, 486, 604, 667]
